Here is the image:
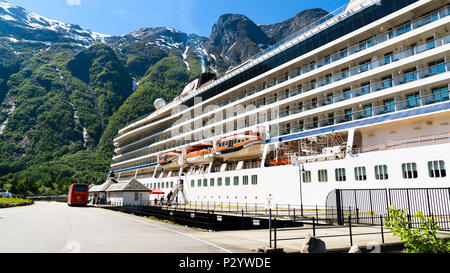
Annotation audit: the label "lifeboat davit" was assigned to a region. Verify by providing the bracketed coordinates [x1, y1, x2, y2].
[215, 131, 265, 162]
[184, 144, 214, 165]
[158, 151, 182, 170]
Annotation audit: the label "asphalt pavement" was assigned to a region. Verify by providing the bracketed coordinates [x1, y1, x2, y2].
[0, 202, 247, 253]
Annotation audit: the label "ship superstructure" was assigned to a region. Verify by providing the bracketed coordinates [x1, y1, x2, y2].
[109, 0, 450, 207]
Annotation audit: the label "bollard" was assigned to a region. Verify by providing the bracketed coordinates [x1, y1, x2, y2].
[380, 215, 385, 244]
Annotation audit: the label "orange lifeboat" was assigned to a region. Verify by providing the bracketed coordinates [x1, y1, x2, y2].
[215, 131, 266, 161]
[184, 144, 213, 165]
[158, 151, 181, 170]
[270, 157, 292, 166]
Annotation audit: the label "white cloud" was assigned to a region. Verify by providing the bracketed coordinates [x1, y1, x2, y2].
[66, 0, 81, 6]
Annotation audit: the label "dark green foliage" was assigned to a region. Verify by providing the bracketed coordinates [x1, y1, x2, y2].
[99, 56, 190, 156]
[116, 43, 169, 80]
[0, 43, 132, 195]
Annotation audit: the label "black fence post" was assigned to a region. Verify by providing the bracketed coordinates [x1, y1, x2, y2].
[274, 218, 277, 250]
[380, 215, 385, 244]
[312, 217, 316, 237]
[336, 190, 344, 225]
[212, 210, 215, 231]
[241, 210, 244, 230]
[316, 205, 319, 220]
[269, 208, 272, 248]
[348, 215, 353, 246]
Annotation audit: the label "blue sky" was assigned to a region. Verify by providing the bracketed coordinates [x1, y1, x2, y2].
[7, 0, 349, 37]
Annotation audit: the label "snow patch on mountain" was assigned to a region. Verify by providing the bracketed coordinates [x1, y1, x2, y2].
[0, 0, 109, 46]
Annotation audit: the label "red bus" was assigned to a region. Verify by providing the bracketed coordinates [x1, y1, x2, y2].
[67, 184, 89, 206]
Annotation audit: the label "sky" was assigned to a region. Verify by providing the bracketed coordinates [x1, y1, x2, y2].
[6, 0, 349, 37]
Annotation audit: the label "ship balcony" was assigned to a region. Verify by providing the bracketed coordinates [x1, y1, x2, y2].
[277, 88, 450, 138]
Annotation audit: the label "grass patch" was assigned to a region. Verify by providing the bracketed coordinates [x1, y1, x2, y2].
[0, 198, 34, 208]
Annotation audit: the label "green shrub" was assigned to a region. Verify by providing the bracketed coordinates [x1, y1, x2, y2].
[384, 206, 450, 253]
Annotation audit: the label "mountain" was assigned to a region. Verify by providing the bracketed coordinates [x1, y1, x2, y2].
[0, 0, 328, 195]
[0, 1, 107, 46]
[207, 14, 273, 70]
[260, 9, 328, 42]
[105, 27, 212, 80]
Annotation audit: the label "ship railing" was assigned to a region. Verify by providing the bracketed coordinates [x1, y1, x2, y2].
[114, 6, 450, 140]
[354, 132, 450, 154]
[276, 88, 450, 138]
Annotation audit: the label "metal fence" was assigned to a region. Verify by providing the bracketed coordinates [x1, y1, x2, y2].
[326, 188, 450, 231]
[269, 215, 389, 251]
[101, 203, 301, 231]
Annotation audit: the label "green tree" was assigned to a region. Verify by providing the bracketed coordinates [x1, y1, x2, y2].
[385, 206, 450, 253]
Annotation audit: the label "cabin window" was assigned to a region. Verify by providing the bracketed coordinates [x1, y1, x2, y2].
[318, 170, 328, 182]
[170, 182, 173, 188]
[233, 176, 239, 186]
[203, 179, 208, 187]
[251, 175, 258, 185]
[335, 168, 346, 182]
[428, 161, 446, 178]
[225, 177, 231, 186]
[191, 180, 195, 187]
[198, 179, 202, 187]
[166, 182, 169, 188]
[354, 167, 367, 181]
[210, 178, 215, 187]
[218, 178, 223, 186]
[402, 163, 418, 179]
[302, 171, 312, 183]
[375, 165, 389, 180]
[243, 176, 249, 185]
[135, 193, 139, 201]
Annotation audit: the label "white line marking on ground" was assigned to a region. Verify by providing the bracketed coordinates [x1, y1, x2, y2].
[112, 209, 233, 253]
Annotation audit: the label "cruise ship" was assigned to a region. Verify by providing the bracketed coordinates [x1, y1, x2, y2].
[109, 0, 450, 208]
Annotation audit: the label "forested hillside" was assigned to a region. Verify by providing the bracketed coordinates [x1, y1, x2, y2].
[0, 0, 326, 195]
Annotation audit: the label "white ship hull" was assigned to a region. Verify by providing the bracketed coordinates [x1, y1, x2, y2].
[138, 142, 450, 208]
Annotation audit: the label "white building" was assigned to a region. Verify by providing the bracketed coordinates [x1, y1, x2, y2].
[89, 178, 119, 204]
[105, 179, 151, 206]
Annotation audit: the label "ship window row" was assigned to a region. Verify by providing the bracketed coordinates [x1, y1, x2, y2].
[145, 181, 174, 190]
[189, 175, 258, 188]
[113, 57, 450, 166]
[302, 160, 446, 183]
[116, 5, 449, 140]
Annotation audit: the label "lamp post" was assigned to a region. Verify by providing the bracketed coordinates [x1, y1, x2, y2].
[297, 163, 305, 217]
